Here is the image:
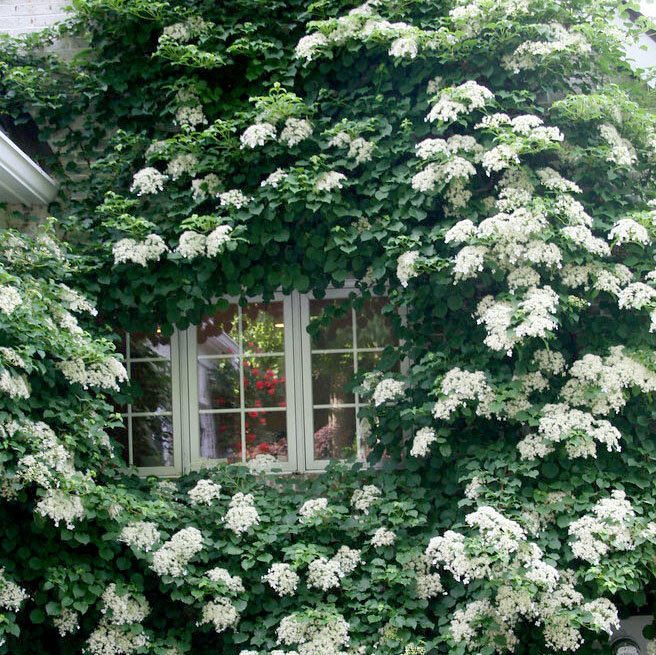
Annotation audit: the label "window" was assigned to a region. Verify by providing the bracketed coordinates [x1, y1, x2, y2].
[114, 331, 183, 475]
[116, 288, 397, 475]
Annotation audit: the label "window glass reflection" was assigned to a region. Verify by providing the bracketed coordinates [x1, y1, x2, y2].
[313, 408, 357, 460]
[132, 415, 174, 467]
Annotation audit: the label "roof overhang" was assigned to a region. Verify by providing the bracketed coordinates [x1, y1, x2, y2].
[0, 131, 57, 205]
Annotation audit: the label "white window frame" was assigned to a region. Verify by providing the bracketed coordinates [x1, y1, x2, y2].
[122, 331, 183, 477]
[183, 292, 299, 473]
[125, 284, 398, 475]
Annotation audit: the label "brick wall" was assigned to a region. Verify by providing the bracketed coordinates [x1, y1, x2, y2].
[0, 0, 71, 36]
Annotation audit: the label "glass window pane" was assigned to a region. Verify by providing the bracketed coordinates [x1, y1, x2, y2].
[130, 332, 171, 359]
[199, 412, 241, 461]
[313, 408, 357, 460]
[356, 298, 395, 348]
[244, 356, 286, 407]
[107, 422, 129, 464]
[130, 361, 172, 412]
[357, 351, 400, 376]
[197, 306, 240, 356]
[245, 410, 288, 462]
[310, 299, 353, 349]
[132, 415, 175, 467]
[197, 358, 240, 409]
[242, 302, 285, 353]
[312, 353, 355, 405]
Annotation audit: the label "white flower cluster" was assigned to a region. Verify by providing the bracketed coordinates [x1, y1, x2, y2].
[396, 250, 420, 287]
[433, 368, 494, 420]
[307, 557, 343, 591]
[261, 168, 288, 188]
[608, 218, 649, 246]
[0, 567, 29, 611]
[53, 608, 79, 636]
[0, 369, 29, 399]
[569, 490, 636, 565]
[247, 453, 278, 474]
[314, 171, 347, 192]
[536, 167, 582, 194]
[426, 81, 494, 123]
[481, 144, 520, 175]
[86, 619, 148, 655]
[561, 225, 611, 257]
[351, 485, 381, 513]
[118, 521, 161, 552]
[295, 32, 329, 61]
[410, 427, 437, 457]
[16, 430, 73, 489]
[372, 378, 405, 406]
[370, 527, 396, 548]
[0, 285, 22, 315]
[560, 346, 656, 415]
[240, 122, 277, 148]
[191, 173, 221, 201]
[197, 597, 240, 633]
[503, 23, 591, 73]
[599, 124, 637, 167]
[57, 356, 128, 392]
[427, 506, 619, 651]
[161, 16, 209, 42]
[206, 567, 245, 593]
[175, 226, 233, 259]
[130, 167, 167, 195]
[166, 153, 198, 180]
[618, 282, 656, 310]
[412, 157, 476, 193]
[389, 35, 418, 58]
[35, 489, 85, 529]
[276, 610, 350, 655]
[224, 493, 260, 534]
[0, 346, 26, 369]
[176, 103, 208, 128]
[518, 403, 621, 460]
[219, 189, 251, 209]
[280, 118, 313, 146]
[405, 553, 444, 599]
[59, 284, 97, 315]
[476, 286, 559, 356]
[151, 527, 203, 577]
[113, 234, 168, 267]
[188, 479, 222, 505]
[299, 497, 329, 523]
[262, 563, 300, 596]
[415, 135, 482, 160]
[101, 584, 149, 625]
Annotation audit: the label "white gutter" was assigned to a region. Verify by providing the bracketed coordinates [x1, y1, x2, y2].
[0, 131, 57, 205]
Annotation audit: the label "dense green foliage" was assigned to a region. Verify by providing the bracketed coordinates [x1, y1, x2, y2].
[3, 0, 656, 654]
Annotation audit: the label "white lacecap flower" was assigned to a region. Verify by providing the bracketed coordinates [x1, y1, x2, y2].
[118, 521, 161, 552]
[372, 378, 404, 406]
[397, 250, 420, 287]
[262, 563, 299, 596]
[197, 597, 240, 633]
[151, 527, 203, 577]
[219, 190, 251, 209]
[0, 567, 29, 611]
[295, 33, 329, 61]
[351, 485, 381, 513]
[188, 479, 222, 505]
[206, 567, 245, 593]
[280, 118, 313, 146]
[130, 167, 167, 195]
[240, 122, 277, 148]
[298, 497, 329, 523]
[112, 234, 168, 267]
[410, 427, 437, 457]
[224, 493, 260, 534]
[315, 171, 347, 192]
[0, 285, 22, 315]
[370, 527, 396, 548]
